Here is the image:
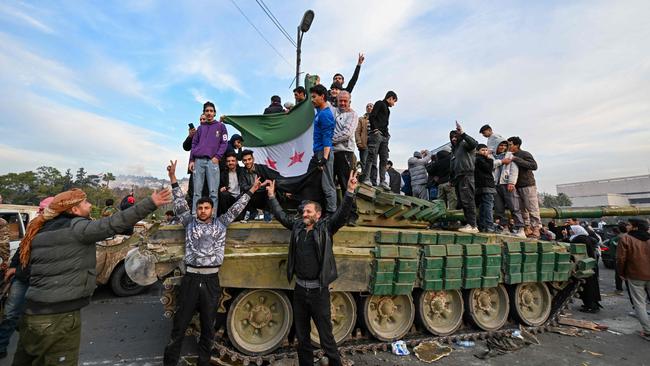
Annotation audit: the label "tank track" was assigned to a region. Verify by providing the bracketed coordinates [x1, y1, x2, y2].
[200, 279, 582, 366]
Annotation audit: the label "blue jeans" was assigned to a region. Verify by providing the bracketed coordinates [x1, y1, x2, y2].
[193, 158, 219, 214]
[477, 192, 495, 231]
[0, 277, 28, 353]
[428, 186, 438, 201]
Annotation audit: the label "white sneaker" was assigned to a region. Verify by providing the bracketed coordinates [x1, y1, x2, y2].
[514, 228, 527, 238]
[379, 182, 391, 191]
[458, 225, 479, 234]
[361, 179, 372, 186]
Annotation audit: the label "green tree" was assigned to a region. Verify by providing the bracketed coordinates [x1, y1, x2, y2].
[75, 167, 87, 186]
[102, 172, 116, 188]
[0, 171, 39, 205]
[35, 166, 64, 197]
[62, 169, 74, 190]
[540, 192, 573, 208]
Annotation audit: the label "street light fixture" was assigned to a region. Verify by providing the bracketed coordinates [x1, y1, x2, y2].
[296, 10, 314, 88]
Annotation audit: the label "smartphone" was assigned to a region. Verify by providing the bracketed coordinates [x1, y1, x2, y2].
[188, 123, 195, 129]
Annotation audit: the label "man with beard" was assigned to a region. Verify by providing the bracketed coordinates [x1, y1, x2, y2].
[616, 218, 650, 340]
[163, 160, 264, 365]
[449, 121, 479, 233]
[218, 152, 246, 216]
[265, 171, 358, 366]
[12, 187, 171, 365]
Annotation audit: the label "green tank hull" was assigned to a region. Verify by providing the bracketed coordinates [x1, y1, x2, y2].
[127, 183, 631, 357]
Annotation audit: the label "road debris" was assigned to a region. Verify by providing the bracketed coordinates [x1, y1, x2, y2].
[391, 340, 410, 356]
[548, 326, 586, 337]
[557, 317, 607, 331]
[475, 327, 539, 359]
[413, 341, 453, 363]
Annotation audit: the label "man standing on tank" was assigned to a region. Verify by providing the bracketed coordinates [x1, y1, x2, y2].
[450, 121, 479, 233]
[163, 160, 264, 366]
[265, 171, 358, 366]
[361, 91, 398, 190]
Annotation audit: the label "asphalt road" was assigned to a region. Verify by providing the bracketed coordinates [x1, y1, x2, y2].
[1, 263, 648, 366]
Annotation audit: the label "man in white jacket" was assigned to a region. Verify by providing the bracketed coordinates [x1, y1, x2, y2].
[332, 91, 359, 205]
[493, 140, 525, 237]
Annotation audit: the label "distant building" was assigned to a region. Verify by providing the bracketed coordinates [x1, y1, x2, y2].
[557, 174, 650, 207]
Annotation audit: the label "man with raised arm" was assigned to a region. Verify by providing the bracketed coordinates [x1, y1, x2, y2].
[12, 186, 172, 366]
[265, 171, 358, 366]
[163, 160, 265, 366]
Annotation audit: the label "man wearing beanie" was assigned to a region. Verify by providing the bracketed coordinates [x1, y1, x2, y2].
[12, 187, 172, 365]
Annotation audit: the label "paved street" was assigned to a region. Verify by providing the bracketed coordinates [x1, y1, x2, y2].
[1, 263, 648, 366]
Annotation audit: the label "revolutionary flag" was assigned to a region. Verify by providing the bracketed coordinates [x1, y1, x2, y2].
[222, 75, 317, 177]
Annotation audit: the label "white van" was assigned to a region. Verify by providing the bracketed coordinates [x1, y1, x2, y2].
[0, 204, 40, 261]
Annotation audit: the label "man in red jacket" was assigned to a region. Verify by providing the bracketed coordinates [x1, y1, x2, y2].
[616, 218, 650, 340]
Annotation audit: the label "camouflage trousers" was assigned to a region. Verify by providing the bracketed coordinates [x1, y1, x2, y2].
[12, 310, 81, 366]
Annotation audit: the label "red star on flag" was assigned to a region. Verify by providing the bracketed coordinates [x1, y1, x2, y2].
[265, 157, 278, 170]
[288, 151, 305, 167]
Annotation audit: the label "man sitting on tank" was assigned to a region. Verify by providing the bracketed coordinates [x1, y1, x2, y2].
[264, 171, 358, 366]
[240, 149, 280, 220]
[163, 159, 265, 366]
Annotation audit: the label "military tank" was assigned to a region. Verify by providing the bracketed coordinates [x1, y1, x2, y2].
[125, 182, 650, 365]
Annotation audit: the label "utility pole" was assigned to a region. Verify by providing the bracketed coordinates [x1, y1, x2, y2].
[295, 10, 314, 88]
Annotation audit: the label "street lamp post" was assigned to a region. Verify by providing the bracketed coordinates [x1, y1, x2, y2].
[296, 10, 314, 88]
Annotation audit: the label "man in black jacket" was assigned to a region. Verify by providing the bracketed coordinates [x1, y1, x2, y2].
[427, 150, 457, 209]
[332, 53, 364, 93]
[386, 161, 401, 194]
[507, 136, 542, 238]
[450, 121, 479, 233]
[263, 95, 284, 114]
[265, 171, 358, 366]
[361, 91, 398, 190]
[218, 152, 246, 216]
[475, 144, 496, 232]
[241, 150, 280, 220]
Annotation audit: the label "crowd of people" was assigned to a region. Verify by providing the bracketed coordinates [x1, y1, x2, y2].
[1, 50, 649, 366]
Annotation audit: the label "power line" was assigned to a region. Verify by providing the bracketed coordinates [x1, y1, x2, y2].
[255, 0, 297, 48]
[228, 0, 292, 67]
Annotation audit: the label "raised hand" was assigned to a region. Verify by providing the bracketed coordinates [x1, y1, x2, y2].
[167, 160, 177, 178]
[358, 52, 365, 65]
[250, 177, 267, 193]
[455, 120, 463, 134]
[347, 170, 358, 193]
[151, 188, 173, 207]
[265, 180, 276, 197]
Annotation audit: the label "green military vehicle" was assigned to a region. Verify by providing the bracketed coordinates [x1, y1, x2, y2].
[125, 182, 650, 364]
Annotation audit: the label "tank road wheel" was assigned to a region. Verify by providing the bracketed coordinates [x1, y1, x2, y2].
[416, 290, 464, 336]
[466, 285, 509, 331]
[511, 283, 552, 326]
[226, 289, 292, 356]
[310, 292, 357, 346]
[362, 294, 415, 341]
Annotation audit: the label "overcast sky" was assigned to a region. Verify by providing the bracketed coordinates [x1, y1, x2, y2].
[1, 0, 649, 193]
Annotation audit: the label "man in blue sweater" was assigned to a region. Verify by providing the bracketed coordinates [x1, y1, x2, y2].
[189, 101, 229, 214]
[309, 84, 337, 214]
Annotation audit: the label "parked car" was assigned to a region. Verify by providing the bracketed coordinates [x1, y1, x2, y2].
[0, 204, 150, 297]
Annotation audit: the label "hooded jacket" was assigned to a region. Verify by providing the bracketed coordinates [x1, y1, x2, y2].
[427, 150, 452, 185]
[408, 151, 431, 186]
[268, 192, 355, 287]
[190, 120, 229, 161]
[449, 131, 478, 179]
